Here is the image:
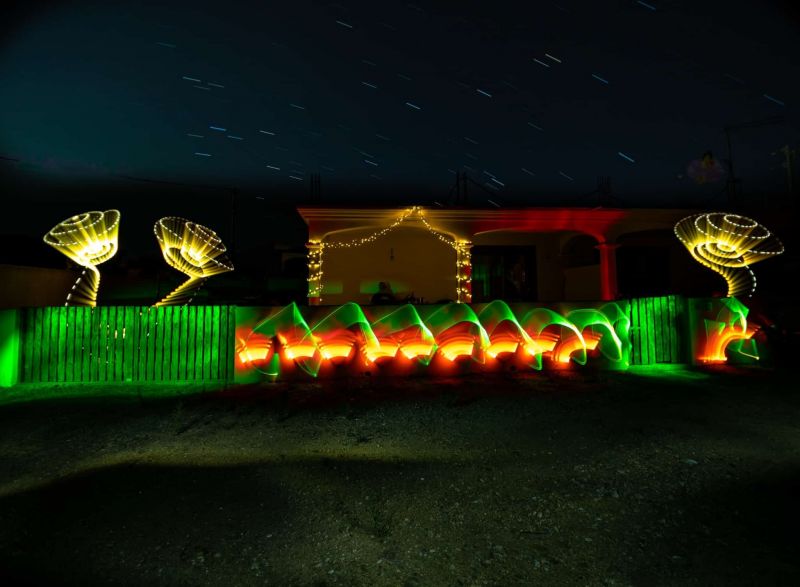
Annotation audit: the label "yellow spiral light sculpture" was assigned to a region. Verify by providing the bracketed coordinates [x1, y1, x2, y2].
[44, 210, 121, 306]
[674, 212, 783, 297]
[154, 217, 234, 306]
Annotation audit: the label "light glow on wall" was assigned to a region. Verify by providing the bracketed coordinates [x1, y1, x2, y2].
[43, 210, 121, 307]
[308, 206, 472, 304]
[154, 217, 234, 306]
[235, 300, 630, 381]
[674, 212, 783, 297]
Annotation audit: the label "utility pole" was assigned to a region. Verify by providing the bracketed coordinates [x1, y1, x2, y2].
[597, 176, 612, 207]
[309, 173, 321, 202]
[779, 144, 795, 196]
[453, 171, 469, 204]
[230, 187, 238, 261]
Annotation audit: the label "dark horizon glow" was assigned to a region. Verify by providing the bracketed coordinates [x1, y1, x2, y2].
[0, 0, 798, 211]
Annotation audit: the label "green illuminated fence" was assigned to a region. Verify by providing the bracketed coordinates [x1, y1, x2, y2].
[19, 306, 235, 383]
[628, 295, 688, 365]
[2, 296, 690, 387]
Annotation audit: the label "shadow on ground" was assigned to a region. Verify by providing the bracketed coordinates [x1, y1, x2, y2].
[1, 367, 799, 585]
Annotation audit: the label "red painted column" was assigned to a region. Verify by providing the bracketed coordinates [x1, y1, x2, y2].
[595, 242, 620, 301]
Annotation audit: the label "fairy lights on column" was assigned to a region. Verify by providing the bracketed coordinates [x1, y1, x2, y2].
[306, 240, 323, 304]
[306, 206, 473, 305]
[455, 241, 473, 304]
[44, 210, 121, 307]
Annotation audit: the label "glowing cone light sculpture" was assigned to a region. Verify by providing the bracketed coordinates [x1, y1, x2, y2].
[674, 212, 783, 297]
[44, 210, 121, 306]
[154, 217, 234, 306]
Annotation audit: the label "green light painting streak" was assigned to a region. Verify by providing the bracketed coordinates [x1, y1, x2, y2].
[0, 310, 20, 387]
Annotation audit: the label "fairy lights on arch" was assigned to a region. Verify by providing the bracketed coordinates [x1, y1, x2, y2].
[154, 217, 234, 306]
[307, 206, 472, 304]
[44, 210, 121, 307]
[674, 212, 784, 297]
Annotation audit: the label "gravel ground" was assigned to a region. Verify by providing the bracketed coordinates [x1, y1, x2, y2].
[0, 366, 798, 586]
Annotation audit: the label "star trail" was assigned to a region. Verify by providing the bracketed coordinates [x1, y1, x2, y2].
[0, 0, 797, 206]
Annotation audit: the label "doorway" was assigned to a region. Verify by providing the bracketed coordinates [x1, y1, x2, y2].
[471, 246, 537, 302]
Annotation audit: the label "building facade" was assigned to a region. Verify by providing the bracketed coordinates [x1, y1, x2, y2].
[297, 206, 701, 306]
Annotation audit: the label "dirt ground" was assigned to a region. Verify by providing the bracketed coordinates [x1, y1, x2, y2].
[1, 366, 799, 586]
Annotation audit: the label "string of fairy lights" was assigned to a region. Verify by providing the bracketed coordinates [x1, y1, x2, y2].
[307, 206, 472, 303]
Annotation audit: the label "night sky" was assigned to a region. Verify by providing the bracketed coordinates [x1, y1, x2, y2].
[1, 0, 799, 257]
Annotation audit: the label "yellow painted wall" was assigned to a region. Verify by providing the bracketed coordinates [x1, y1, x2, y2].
[0, 265, 80, 309]
[321, 227, 456, 305]
[563, 265, 601, 301]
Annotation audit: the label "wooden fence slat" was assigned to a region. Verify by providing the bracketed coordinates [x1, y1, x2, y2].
[647, 298, 657, 366]
[634, 299, 644, 365]
[638, 298, 648, 365]
[216, 306, 225, 381]
[73, 307, 83, 382]
[37, 308, 46, 382]
[666, 296, 673, 361]
[87, 307, 96, 381]
[628, 300, 637, 365]
[121, 306, 132, 381]
[137, 308, 150, 381]
[171, 306, 182, 381]
[145, 307, 156, 381]
[219, 306, 230, 382]
[130, 307, 140, 381]
[48, 307, 60, 382]
[195, 306, 206, 380]
[639, 298, 648, 365]
[150, 306, 166, 381]
[204, 306, 213, 380]
[91, 306, 98, 381]
[36, 308, 48, 383]
[24, 309, 34, 382]
[105, 305, 114, 382]
[196, 306, 205, 380]
[22, 309, 33, 382]
[63, 306, 73, 382]
[173, 305, 181, 380]
[81, 307, 92, 381]
[100, 306, 110, 382]
[654, 297, 665, 363]
[661, 296, 675, 363]
[163, 306, 173, 381]
[56, 307, 65, 381]
[54, 308, 64, 382]
[159, 306, 169, 381]
[135, 308, 146, 382]
[209, 306, 220, 380]
[186, 306, 197, 381]
[106, 306, 115, 382]
[112, 306, 122, 382]
[135, 306, 144, 380]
